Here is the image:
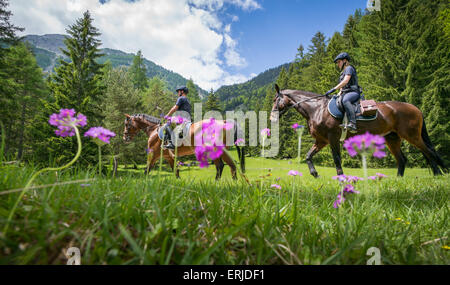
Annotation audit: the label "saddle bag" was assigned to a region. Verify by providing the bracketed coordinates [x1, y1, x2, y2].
[360, 100, 378, 116]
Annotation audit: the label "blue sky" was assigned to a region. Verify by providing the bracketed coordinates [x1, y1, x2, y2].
[10, 0, 369, 90]
[223, 0, 367, 77]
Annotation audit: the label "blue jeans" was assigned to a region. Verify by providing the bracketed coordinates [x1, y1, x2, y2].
[342, 91, 360, 104]
[342, 92, 360, 124]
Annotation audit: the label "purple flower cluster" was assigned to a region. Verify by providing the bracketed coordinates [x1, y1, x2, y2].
[84, 127, 116, 145]
[333, 184, 360, 208]
[271, 184, 282, 190]
[332, 174, 363, 183]
[165, 115, 188, 125]
[260, 128, 271, 137]
[288, 170, 302, 177]
[235, 138, 245, 146]
[291, 123, 304, 130]
[194, 118, 234, 168]
[367, 172, 388, 180]
[48, 109, 87, 137]
[343, 132, 386, 158]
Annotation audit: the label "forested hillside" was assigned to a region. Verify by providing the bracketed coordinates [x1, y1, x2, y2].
[22, 34, 207, 95]
[215, 63, 289, 111]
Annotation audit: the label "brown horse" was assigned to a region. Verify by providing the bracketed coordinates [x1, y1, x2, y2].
[269, 84, 447, 177]
[122, 114, 245, 180]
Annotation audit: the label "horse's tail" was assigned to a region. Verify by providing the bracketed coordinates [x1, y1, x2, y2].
[233, 121, 246, 173]
[421, 118, 448, 173]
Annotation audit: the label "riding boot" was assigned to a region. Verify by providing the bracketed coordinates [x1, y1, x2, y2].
[343, 101, 358, 133]
[163, 127, 175, 149]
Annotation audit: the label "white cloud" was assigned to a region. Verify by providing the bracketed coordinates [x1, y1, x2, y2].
[9, 0, 261, 90]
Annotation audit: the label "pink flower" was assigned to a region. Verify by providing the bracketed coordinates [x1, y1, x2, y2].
[291, 123, 304, 130]
[271, 184, 282, 190]
[376, 173, 387, 178]
[343, 132, 386, 158]
[332, 174, 363, 183]
[84, 127, 116, 145]
[333, 184, 359, 208]
[235, 138, 245, 146]
[48, 109, 87, 137]
[194, 118, 231, 168]
[288, 170, 302, 176]
[261, 128, 271, 137]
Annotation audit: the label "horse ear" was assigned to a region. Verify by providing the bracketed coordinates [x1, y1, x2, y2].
[125, 114, 131, 118]
[274, 84, 283, 98]
[275, 84, 280, 94]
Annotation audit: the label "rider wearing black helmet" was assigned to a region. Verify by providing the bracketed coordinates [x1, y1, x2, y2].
[163, 86, 192, 149]
[324, 52, 360, 133]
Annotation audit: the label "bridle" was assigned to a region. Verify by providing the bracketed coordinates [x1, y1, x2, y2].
[124, 115, 161, 141]
[274, 92, 329, 116]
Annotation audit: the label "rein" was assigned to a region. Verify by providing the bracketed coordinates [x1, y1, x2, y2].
[277, 92, 328, 114]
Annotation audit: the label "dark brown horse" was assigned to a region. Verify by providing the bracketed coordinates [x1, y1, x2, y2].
[270, 84, 447, 177]
[122, 114, 245, 180]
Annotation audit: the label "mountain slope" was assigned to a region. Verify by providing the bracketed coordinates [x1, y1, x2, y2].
[215, 63, 290, 111]
[23, 34, 206, 95]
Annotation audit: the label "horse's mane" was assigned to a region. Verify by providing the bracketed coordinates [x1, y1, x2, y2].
[280, 89, 321, 97]
[131, 113, 161, 125]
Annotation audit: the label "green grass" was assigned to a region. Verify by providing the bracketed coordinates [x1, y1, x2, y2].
[0, 155, 449, 265]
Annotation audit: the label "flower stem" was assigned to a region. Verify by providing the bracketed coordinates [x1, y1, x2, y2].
[3, 126, 82, 235]
[98, 145, 102, 176]
[361, 152, 368, 179]
[174, 137, 178, 177]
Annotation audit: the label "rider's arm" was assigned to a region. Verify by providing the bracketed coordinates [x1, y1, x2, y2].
[166, 105, 179, 117]
[334, 75, 351, 92]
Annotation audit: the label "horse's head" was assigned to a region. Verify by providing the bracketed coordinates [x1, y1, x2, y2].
[123, 114, 139, 143]
[270, 84, 291, 122]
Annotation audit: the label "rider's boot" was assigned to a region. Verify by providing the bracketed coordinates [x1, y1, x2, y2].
[343, 101, 358, 133]
[163, 128, 175, 150]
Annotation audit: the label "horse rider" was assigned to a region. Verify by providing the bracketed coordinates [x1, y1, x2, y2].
[162, 86, 192, 149]
[324, 52, 361, 133]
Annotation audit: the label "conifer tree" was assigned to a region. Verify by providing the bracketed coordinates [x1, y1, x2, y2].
[204, 88, 221, 113]
[129, 50, 149, 91]
[186, 79, 201, 103]
[41, 10, 105, 165]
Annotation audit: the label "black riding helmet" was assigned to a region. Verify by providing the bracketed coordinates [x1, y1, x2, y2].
[334, 52, 351, 63]
[176, 86, 189, 94]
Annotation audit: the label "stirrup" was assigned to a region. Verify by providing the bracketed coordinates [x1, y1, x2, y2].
[162, 142, 175, 150]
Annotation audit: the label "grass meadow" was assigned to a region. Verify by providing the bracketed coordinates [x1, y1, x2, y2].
[0, 152, 449, 265]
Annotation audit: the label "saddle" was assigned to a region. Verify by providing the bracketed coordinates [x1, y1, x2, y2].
[158, 121, 192, 146]
[328, 95, 378, 121]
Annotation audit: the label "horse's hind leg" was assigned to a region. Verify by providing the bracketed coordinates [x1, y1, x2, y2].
[165, 150, 180, 178]
[401, 133, 442, 175]
[384, 132, 407, 176]
[220, 151, 237, 180]
[306, 141, 327, 178]
[213, 158, 225, 180]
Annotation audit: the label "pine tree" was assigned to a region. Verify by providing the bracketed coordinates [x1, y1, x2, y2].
[186, 79, 201, 103]
[128, 50, 149, 91]
[42, 10, 106, 165]
[142, 76, 176, 117]
[0, 0, 24, 55]
[102, 67, 146, 165]
[204, 89, 221, 113]
[0, 43, 47, 160]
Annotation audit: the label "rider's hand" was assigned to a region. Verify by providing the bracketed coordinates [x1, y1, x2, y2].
[325, 88, 336, 98]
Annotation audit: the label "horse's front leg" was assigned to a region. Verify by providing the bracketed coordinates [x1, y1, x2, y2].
[328, 134, 344, 176]
[165, 150, 180, 178]
[306, 141, 327, 178]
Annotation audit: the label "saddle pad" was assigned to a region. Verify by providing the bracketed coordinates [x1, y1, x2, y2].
[158, 122, 192, 145]
[327, 96, 377, 121]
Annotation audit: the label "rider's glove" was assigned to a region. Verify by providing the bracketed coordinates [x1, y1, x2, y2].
[325, 88, 336, 97]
